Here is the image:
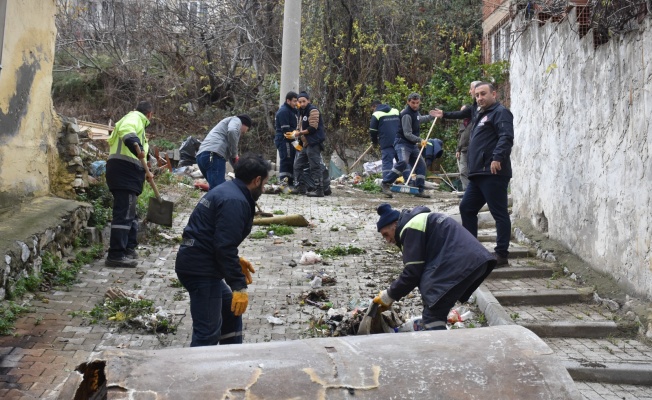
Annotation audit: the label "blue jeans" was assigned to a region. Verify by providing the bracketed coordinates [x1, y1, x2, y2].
[196, 151, 227, 189]
[459, 175, 511, 257]
[176, 274, 243, 347]
[395, 143, 426, 191]
[108, 190, 138, 259]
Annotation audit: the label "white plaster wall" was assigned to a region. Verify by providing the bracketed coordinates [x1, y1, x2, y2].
[510, 11, 652, 299]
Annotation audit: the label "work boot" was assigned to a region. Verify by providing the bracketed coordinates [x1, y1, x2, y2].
[380, 183, 393, 198]
[306, 187, 325, 197]
[324, 187, 332, 196]
[414, 191, 431, 198]
[295, 185, 307, 195]
[493, 252, 509, 268]
[105, 256, 138, 268]
[125, 248, 139, 260]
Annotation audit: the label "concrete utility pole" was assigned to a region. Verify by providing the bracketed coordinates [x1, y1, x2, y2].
[279, 0, 301, 105]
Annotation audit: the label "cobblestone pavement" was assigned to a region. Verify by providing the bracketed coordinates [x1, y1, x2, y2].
[1, 185, 651, 399]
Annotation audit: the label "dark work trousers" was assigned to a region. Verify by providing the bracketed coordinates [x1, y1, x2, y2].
[380, 147, 399, 184]
[108, 190, 138, 260]
[421, 261, 491, 330]
[395, 143, 427, 191]
[459, 174, 511, 257]
[176, 274, 243, 347]
[276, 140, 296, 185]
[294, 143, 325, 189]
[196, 151, 227, 189]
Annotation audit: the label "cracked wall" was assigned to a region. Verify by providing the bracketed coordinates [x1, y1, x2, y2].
[510, 11, 652, 299]
[0, 0, 59, 211]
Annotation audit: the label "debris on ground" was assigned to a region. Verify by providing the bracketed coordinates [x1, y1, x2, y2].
[300, 251, 322, 265]
[267, 316, 285, 325]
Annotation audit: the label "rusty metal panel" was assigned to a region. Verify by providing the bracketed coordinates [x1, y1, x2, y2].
[61, 325, 581, 399]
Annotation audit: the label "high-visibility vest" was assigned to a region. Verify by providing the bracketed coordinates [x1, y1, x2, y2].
[108, 111, 150, 167]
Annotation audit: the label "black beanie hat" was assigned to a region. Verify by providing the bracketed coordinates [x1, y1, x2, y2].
[298, 91, 310, 100]
[237, 114, 252, 128]
[376, 203, 400, 231]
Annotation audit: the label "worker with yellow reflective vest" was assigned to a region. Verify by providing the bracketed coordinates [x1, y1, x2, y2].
[105, 101, 154, 268]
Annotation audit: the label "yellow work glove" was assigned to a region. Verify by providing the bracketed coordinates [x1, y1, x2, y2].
[373, 290, 394, 312]
[293, 141, 303, 151]
[239, 256, 255, 285]
[284, 131, 296, 140]
[231, 290, 249, 316]
[418, 139, 428, 149]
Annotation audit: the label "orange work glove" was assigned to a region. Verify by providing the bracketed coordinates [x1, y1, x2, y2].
[239, 256, 255, 285]
[418, 139, 428, 149]
[284, 131, 296, 140]
[372, 290, 394, 312]
[231, 290, 249, 316]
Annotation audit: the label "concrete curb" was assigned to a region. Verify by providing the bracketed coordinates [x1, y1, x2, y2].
[474, 284, 515, 326]
[563, 360, 652, 385]
[492, 289, 593, 306]
[487, 266, 553, 280]
[519, 320, 624, 338]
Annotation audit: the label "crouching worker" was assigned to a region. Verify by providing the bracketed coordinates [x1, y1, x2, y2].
[374, 203, 497, 330]
[175, 153, 270, 346]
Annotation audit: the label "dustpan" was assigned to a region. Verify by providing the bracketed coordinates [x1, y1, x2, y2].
[136, 146, 174, 227]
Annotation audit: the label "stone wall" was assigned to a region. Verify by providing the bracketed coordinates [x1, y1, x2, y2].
[0, 0, 58, 211]
[510, 10, 652, 299]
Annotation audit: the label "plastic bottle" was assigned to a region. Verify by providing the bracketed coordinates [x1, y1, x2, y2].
[396, 316, 425, 332]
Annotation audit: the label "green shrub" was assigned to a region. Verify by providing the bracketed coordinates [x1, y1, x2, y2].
[0, 302, 30, 335]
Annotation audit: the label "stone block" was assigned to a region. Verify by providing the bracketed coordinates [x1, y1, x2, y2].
[84, 228, 100, 244]
[66, 133, 80, 145]
[66, 145, 80, 157]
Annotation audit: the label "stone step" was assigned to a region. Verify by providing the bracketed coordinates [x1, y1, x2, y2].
[477, 234, 496, 242]
[487, 266, 553, 280]
[564, 360, 652, 386]
[519, 320, 635, 338]
[492, 289, 593, 306]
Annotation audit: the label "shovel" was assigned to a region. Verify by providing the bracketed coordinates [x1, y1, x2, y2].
[357, 302, 379, 335]
[136, 145, 174, 227]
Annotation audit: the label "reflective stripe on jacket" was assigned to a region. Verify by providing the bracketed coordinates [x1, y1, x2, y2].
[369, 104, 400, 149]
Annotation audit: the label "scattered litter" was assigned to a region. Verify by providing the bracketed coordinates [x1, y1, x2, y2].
[447, 306, 474, 323]
[300, 251, 322, 265]
[396, 316, 424, 332]
[309, 276, 323, 288]
[267, 316, 285, 325]
[288, 260, 297, 267]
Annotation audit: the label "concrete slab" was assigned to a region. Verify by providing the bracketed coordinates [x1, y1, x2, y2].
[519, 320, 625, 338]
[58, 326, 581, 400]
[564, 360, 652, 385]
[488, 266, 554, 280]
[492, 289, 593, 306]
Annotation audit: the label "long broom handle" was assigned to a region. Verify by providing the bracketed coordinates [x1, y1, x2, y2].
[134, 144, 162, 202]
[349, 144, 374, 172]
[404, 116, 438, 186]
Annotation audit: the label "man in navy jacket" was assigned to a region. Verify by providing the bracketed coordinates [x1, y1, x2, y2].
[434, 82, 514, 267]
[373, 204, 496, 330]
[369, 100, 400, 198]
[274, 91, 299, 186]
[175, 153, 270, 346]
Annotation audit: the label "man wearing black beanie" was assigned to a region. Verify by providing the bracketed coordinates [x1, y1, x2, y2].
[374, 203, 496, 330]
[288, 91, 331, 196]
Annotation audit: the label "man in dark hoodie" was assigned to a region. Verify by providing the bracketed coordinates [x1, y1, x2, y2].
[373, 203, 496, 330]
[369, 100, 401, 198]
[175, 153, 270, 347]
